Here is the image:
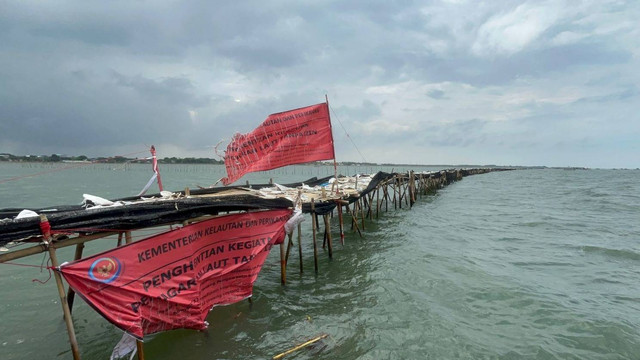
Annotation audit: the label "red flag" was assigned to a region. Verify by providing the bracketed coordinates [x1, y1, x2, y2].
[221, 103, 335, 185]
[59, 209, 291, 339]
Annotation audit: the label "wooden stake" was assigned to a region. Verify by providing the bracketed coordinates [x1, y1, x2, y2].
[337, 203, 345, 245]
[398, 176, 403, 209]
[66, 242, 85, 314]
[136, 340, 146, 360]
[297, 223, 303, 274]
[284, 232, 293, 266]
[393, 178, 398, 209]
[360, 198, 366, 231]
[376, 187, 380, 219]
[280, 241, 286, 285]
[322, 217, 327, 250]
[311, 200, 318, 274]
[345, 204, 363, 238]
[324, 214, 333, 259]
[409, 171, 415, 208]
[383, 184, 389, 212]
[40, 215, 81, 360]
[350, 202, 355, 231]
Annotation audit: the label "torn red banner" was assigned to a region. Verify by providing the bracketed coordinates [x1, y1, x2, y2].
[59, 209, 291, 339]
[221, 103, 335, 185]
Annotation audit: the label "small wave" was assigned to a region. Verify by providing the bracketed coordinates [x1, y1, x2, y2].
[520, 221, 545, 227]
[511, 261, 574, 267]
[581, 246, 640, 261]
[496, 237, 523, 242]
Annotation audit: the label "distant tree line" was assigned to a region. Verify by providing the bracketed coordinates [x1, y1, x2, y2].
[0, 153, 225, 164]
[0, 153, 90, 162]
[159, 157, 223, 164]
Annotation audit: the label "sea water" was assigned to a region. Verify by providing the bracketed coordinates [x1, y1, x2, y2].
[0, 164, 639, 359]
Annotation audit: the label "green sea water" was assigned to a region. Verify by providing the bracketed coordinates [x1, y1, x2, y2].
[1, 164, 639, 359]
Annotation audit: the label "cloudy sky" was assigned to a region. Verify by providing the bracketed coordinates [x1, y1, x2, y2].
[1, 0, 638, 168]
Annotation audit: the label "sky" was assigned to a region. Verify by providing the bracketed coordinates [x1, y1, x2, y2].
[0, 0, 638, 168]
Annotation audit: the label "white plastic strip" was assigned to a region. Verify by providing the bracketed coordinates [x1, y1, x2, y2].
[137, 173, 158, 197]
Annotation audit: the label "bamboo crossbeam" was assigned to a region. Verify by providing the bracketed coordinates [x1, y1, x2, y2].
[0, 231, 118, 263]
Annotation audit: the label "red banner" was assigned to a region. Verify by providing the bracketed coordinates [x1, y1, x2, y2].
[59, 209, 292, 339]
[221, 103, 335, 185]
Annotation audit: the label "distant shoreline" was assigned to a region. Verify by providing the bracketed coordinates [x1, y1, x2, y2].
[0, 153, 224, 165]
[0, 153, 610, 170]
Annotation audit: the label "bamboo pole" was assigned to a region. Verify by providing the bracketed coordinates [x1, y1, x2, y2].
[383, 183, 389, 212]
[311, 200, 318, 274]
[345, 203, 363, 238]
[337, 202, 345, 245]
[405, 172, 411, 207]
[41, 215, 81, 360]
[363, 194, 369, 219]
[360, 198, 366, 231]
[404, 174, 408, 206]
[324, 214, 333, 259]
[66, 242, 85, 314]
[393, 177, 398, 209]
[376, 187, 381, 219]
[116, 232, 123, 247]
[398, 176, 403, 207]
[350, 202, 355, 231]
[284, 232, 293, 266]
[322, 217, 327, 250]
[280, 241, 286, 285]
[409, 171, 415, 208]
[297, 223, 303, 274]
[272, 333, 328, 360]
[136, 340, 146, 360]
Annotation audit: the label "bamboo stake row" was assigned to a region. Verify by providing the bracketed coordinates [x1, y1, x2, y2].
[0, 168, 503, 360]
[279, 169, 494, 282]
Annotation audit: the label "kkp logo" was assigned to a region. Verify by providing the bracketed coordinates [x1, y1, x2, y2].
[88, 257, 123, 284]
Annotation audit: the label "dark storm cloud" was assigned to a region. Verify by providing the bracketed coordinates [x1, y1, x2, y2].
[0, 0, 638, 167]
[333, 100, 382, 121]
[424, 119, 489, 147]
[427, 89, 446, 100]
[575, 86, 638, 104]
[110, 72, 209, 108]
[29, 20, 131, 47]
[368, 41, 632, 88]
